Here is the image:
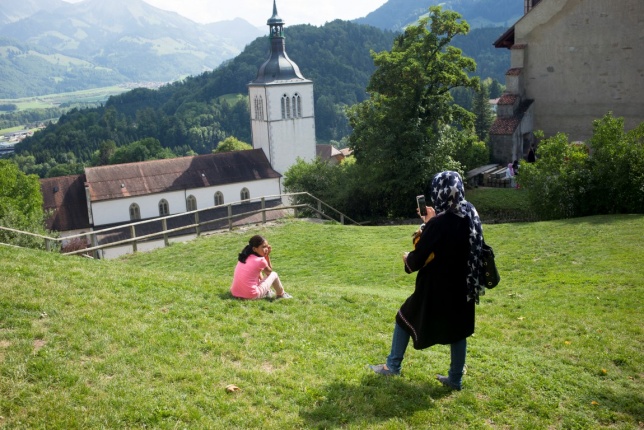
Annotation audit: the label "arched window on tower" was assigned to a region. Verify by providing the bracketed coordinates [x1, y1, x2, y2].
[281, 95, 287, 119]
[254, 95, 264, 120]
[129, 203, 141, 221]
[254, 96, 259, 119]
[282, 94, 294, 119]
[293, 93, 302, 118]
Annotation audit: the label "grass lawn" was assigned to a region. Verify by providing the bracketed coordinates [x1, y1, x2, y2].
[1, 215, 642, 429]
[467, 187, 537, 223]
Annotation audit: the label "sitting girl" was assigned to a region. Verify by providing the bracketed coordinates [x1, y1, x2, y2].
[230, 235, 292, 300]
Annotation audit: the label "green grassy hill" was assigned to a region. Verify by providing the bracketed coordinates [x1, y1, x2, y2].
[1, 216, 642, 428]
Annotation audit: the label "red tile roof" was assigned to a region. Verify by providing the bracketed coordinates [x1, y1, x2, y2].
[493, 26, 515, 49]
[489, 117, 521, 135]
[498, 93, 519, 105]
[40, 174, 90, 232]
[489, 99, 534, 135]
[506, 67, 522, 76]
[316, 144, 342, 159]
[85, 149, 281, 202]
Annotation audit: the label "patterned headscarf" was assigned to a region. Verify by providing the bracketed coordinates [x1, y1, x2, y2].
[429, 171, 485, 303]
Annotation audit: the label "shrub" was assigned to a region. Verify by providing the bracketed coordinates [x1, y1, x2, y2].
[519, 113, 644, 219]
[0, 160, 52, 249]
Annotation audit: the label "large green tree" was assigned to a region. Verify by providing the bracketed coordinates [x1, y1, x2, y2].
[473, 82, 495, 142]
[0, 160, 49, 248]
[109, 138, 175, 165]
[347, 6, 480, 217]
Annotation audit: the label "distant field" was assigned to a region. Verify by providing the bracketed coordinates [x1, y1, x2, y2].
[0, 85, 134, 111]
[217, 93, 246, 105]
[0, 85, 162, 135]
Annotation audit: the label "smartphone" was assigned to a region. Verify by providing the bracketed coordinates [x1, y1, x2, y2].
[416, 195, 427, 216]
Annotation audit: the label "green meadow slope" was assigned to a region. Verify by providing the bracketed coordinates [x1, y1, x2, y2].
[1, 216, 642, 428]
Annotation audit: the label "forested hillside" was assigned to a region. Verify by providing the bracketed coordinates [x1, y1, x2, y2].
[0, 37, 128, 98]
[452, 26, 509, 84]
[355, 0, 522, 30]
[13, 21, 396, 177]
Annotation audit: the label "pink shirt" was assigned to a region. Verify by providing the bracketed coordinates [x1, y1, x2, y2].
[230, 255, 268, 299]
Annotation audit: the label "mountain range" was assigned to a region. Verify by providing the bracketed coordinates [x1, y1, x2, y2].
[355, 0, 522, 30]
[0, 0, 263, 97]
[0, 0, 519, 99]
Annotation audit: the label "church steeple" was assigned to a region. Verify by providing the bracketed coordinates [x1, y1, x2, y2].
[253, 0, 306, 84]
[267, 0, 284, 37]
[247, 1, 316, 177]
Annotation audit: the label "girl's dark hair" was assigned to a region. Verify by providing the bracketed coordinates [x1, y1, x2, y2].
[238, 235, 266, 263]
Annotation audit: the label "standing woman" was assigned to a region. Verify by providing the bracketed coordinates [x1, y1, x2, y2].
[369, 171, 485, 391]
[505, 162, 515, 188]
[230, 235, 293, 300]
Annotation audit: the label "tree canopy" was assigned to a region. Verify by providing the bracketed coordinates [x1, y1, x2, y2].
[347, 7, 481, 217]
[213, 137, 252, 153]
[0, 159, 49, 248]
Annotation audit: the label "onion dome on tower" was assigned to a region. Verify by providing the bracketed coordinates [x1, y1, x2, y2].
[252, 0, 307, 84]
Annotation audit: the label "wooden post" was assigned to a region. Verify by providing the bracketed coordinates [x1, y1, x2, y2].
[130, 225, 137, 253]
[228, 205, 233, 231]
[162, 218, 169, 247]
[91, 232, 99, 259]
[45, 238, 52, 252]
[261, 197, 266, 224]
[317, 200, 322, 219]
[340, 214, 345, 225]
[195, 211, 200, 236]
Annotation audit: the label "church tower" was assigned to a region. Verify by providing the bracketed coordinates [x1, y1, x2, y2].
[248, 0, 316, 176]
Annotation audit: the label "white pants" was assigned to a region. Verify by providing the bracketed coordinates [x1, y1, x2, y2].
[256, 271, 284, 298]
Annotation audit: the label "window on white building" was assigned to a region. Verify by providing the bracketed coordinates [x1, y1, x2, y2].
[129, 203, 141, 221]
[186, 195, 197, 211]
[214, 191, 224, 206]
[159, 199, 169, 216]
[240, 188, 250, 201]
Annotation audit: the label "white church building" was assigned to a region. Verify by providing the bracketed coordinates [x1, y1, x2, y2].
[40, 0, 318, 251]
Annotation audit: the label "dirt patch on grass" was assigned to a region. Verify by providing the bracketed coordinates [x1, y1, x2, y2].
[33, 339, 46, 353]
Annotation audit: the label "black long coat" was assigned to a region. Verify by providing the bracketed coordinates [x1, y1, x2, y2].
[396, 212, 475, 350]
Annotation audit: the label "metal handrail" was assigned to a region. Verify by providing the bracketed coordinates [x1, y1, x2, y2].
[0, 192, 362, 257]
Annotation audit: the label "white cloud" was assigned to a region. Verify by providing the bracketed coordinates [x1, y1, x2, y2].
[63, 0, 388, 27]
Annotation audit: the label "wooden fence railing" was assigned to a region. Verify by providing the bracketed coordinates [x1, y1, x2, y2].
[0, 192, 361, 258]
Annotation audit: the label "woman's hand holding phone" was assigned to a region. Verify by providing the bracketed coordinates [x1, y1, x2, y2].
[417, 206, 435, 223]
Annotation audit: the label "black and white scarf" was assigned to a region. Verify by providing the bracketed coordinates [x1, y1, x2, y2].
[429, 171, 485, 303]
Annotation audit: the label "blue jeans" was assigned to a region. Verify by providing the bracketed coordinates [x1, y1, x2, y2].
[385, 322, 467, 387]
